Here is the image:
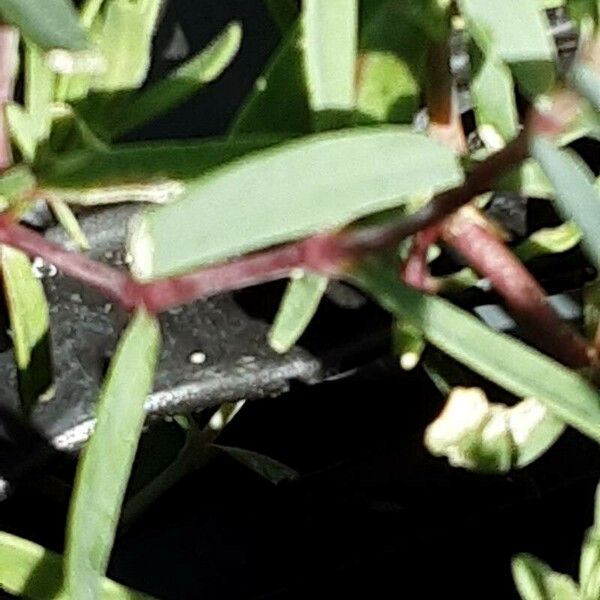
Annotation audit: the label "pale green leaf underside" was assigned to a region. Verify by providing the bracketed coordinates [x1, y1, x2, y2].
[1, 247, 49, 373]
[65, 310, 160, 599]
[303, 0, 358, 113]
[0, 0, 88, 51]
[458, 0, 555, 95]
[458, 0, 554, 63]
[0, 531, 152, 599]
[354, 262, 600, 444]
[93, 0, 162, 92]
[269, 272, 329, 352]
[531, 135, 600, 269]
[130, 127, 463, 280]
[471, 52, 519, 142]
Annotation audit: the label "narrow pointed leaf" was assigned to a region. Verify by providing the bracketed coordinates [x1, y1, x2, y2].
[230, 23, 310, 134]
[471, 51, 519, 142]
[0, 0, 88, 51]
[263, 0, 298, 33]
[50, 199, 89, 250]
[101, 22, 242, 140]
[1, 247, 52, 414]
[214, 445, 299, 484]
[530, 135, 600, 269]
[129, 128, 463, 279]
[65, 310, 160, 599]
[0, 531, 153, 599]
[353, 261, 600, 444]
[515, 222, 581, 263]
[269, 272, 328, 352]
[24, 42, 56, 153]
[6, 103, 38, 163]
[35, 135, 286, 195]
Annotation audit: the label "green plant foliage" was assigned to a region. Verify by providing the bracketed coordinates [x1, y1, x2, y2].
[0, 0, 88, 51]
[515, 222, 582, 263]
[99, 21, 242, 140]
[230, 23, 310, 135]
[269, 0, 357, 352]
[0, 531, 152, 599]
[531, 135, 600, 269]
[470, 49, 519, 143]
[92, 0, 162, 92]
[49, 199, 90, 249]
[35, 135, 286, 192]
[65, 310, 160, 599]
[214, 445, 299, 484]
[263, 0, 298, 33]
[458, 0, 556, 96]
[1, 246, 52, 414]
[302, 0, 358, 122]
[512, 554, 581, 600]
[353, 260, 600, 444]
[269, 272, 329, 353]
[129, 128, 463, 279]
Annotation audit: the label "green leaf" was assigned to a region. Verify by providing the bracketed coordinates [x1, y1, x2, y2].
[129, 127, 463, 279]
[515, 222, 582, 263]
[6, 103, 39, 163]
[92, 0, 162, 92]
[49, 199, 90, 250]
[268, 272, 328, 352]
[471, 49, 519, 142]
[0, 0, 88, 51]
[24, 42, 56, 154]
[458, 0, 555, 96]
[392, 318, 425, 370]
[35, 135, 285, 197]
[214, 445, 299, 484]
[353, 260, 600, 444]
[570, 62, 600, 113]
[0, 531, 152, 599]
[530, 135, 600, 269]
[354, 52, 419, 125]
[230, 22, 310, 135]
[355, 0, 428, 125]
[512, 554, 581, 600]
[1, 246, 52, 414]
[269, 0, 358, 352]
[0, 165, 36, 204]
[302, 0, 358, 126]
[99, 21, 242, 140]
[65, 309, 160, 599]
[263, 0, 298, 33]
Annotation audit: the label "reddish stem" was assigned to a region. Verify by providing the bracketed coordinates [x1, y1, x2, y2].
[401, 226, 441, 293]
[442, 210, 594, 368]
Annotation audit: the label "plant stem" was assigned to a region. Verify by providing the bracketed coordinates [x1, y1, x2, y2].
[339, 131, 529, 256]
[443, 208, 595, 368]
